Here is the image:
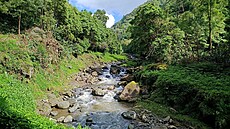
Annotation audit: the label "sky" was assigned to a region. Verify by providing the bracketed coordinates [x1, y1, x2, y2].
[69, 0, 147, 28]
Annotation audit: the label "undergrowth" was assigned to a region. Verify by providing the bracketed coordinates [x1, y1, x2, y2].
[136, 62, 230, 129]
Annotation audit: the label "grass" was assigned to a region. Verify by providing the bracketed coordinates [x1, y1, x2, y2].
[0, 34, 128, 128]
[0, 73, 66, 129]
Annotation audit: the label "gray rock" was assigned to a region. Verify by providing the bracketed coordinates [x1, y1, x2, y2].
[163, 116, 170, 122]
[37, 102, 52, 116]
[169, 119, 173, 124]
[69, 104, 79, 113]
[47, 93, 60, 107]
[57, 101, 70, 109]
[64, 115, 73, 123]
[57, 116, 65, 123]
[122, 111, 137, 120]
[92, 88, 107, 96]
[50, 111, 58, 116]
[68, 98, 77, 106]
[167, 125, 178, 129]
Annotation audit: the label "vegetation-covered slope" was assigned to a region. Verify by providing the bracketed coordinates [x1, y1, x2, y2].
[135, 63, 230, 128]
[0, 32, 126, 128]
[114, 0, 230, 128]
[0, 0, 122, 55]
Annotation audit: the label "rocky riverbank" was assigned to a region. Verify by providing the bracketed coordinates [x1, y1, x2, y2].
[36, 62, 192, 129]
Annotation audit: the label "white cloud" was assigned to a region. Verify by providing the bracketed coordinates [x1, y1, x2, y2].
[105, 14, 115, 28]
[69, 0, 147, 15]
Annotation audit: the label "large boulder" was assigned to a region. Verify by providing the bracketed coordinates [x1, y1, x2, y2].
[119, 81, 140, 102]
[57, 101, 70, 109]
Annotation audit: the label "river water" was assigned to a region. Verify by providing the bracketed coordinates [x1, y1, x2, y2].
[67, 64, 135, 128]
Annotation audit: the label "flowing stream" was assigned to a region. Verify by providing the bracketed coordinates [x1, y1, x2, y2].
[47, 63, 188, 129]
[64, 64, 135, 128]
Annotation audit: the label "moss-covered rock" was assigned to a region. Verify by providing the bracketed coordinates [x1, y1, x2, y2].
[119, 81, 140, 102]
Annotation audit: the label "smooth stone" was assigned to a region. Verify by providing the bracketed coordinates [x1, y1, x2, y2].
[50, 111, 58, 116]
[163, 116, 171, 122]
[64, 115, 73, 123]
[57, 101, 70, 109]
[122, 111, 137, 120]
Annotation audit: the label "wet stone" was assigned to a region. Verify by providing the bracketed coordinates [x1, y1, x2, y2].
[122, 111, 137, 120]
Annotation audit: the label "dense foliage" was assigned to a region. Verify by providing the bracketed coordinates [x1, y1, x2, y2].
[136, 63, 230, 128]
[114, 0, 229, 64]
[0, 0, 122, 55]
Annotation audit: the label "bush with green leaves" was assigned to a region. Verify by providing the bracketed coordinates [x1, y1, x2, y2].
[136, 62, 230, 129]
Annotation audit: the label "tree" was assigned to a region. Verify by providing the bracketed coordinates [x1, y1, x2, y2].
[93, 10, 109, 26]
[0, 0, 41, 34]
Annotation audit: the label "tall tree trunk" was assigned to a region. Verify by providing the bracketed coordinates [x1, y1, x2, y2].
[18, 15, 21, 35]
[208, 0, 212, 51]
